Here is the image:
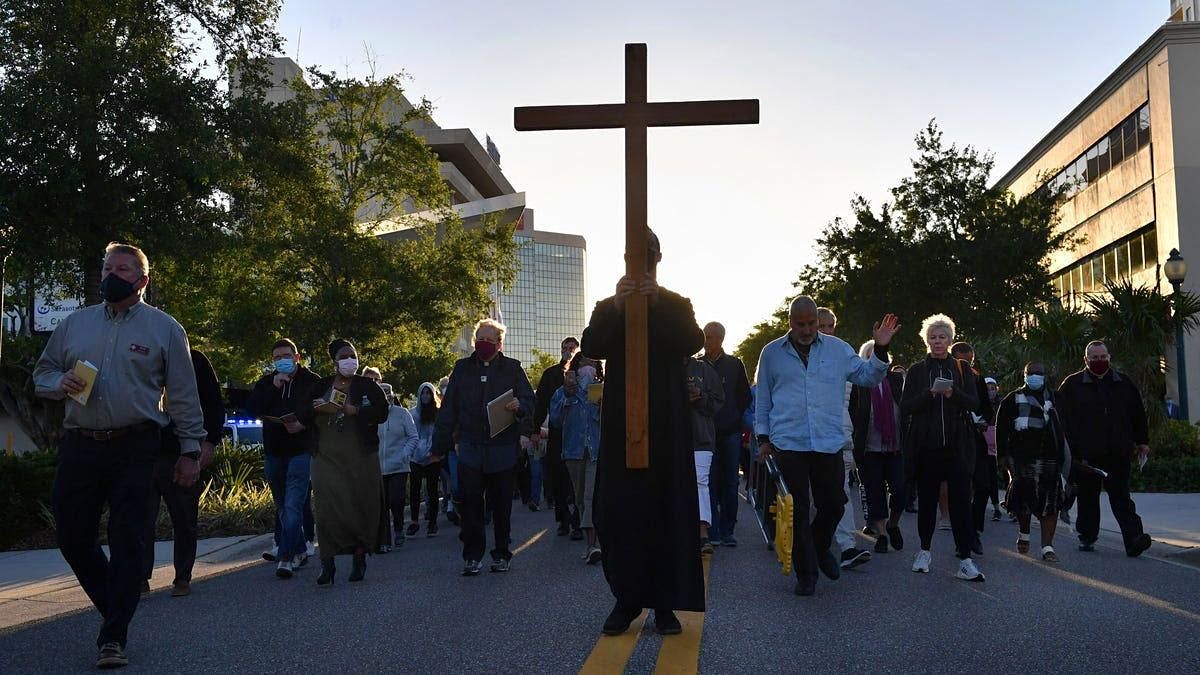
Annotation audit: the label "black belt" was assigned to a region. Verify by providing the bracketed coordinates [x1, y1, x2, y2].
[73, 422, 159, 442]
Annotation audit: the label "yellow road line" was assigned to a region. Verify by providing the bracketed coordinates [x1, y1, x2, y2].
[652, 556, 711, 675]
[513, 529, 547, 556]
[578, 609, 649, 675]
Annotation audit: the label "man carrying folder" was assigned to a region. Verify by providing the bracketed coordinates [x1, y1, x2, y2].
[434, 319, 536, 576]
[33, 242, 206, 669]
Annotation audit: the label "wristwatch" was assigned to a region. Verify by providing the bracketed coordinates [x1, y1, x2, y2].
[180, 450, 201, 461]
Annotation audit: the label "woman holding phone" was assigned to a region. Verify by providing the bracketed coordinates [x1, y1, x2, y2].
[899, 314, 984, 582]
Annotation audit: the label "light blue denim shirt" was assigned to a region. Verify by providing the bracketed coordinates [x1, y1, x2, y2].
[549, 385, 601, 462]
[754, 332, 887, 454]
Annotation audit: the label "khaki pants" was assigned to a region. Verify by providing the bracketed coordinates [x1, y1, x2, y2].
[565, 451, 597, 529]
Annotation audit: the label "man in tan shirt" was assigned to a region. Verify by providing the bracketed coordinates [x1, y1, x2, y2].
[34, 242, 205, 669]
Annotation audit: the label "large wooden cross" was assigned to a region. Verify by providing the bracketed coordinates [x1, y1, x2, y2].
[515, 43, 758, 469]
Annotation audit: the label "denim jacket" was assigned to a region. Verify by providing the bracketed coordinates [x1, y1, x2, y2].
[549, 385, 601, 462]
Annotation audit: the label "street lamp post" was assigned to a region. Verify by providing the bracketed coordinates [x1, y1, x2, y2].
[1165, 248, 1189, 420]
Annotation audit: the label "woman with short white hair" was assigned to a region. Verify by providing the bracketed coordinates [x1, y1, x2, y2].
[899, 314, 985, 581]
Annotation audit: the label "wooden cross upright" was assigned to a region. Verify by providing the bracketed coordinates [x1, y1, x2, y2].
[515, 43, 759, 469]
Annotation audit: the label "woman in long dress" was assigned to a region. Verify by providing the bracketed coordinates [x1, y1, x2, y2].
[303, 338, 388, 585]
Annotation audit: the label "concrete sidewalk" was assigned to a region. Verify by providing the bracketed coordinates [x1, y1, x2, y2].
[0, 532, 272, 632]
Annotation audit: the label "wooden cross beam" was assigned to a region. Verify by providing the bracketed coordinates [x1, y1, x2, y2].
[515, 43, 758, 469]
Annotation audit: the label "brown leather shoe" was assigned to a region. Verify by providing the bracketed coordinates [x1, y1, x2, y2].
[170, 581, 191, 597]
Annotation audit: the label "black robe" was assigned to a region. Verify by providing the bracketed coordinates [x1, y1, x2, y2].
[581, 287, 705, 611]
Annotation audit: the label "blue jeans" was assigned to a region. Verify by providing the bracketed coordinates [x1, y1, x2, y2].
[709, 431, 743, 540]
[264, 453, 311, 559]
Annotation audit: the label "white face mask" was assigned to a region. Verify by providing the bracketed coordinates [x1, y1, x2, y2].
[337, 358, 359, 377]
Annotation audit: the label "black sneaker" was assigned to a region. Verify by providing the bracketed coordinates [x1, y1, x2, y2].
[1078, 540, 1096, 552]
[886, 524, 904, 551]
[1127, 533, 1152, 557]
[556, 523, 570, 536]
[793, 576, 816, 596]
[406, 523, 420, 537]
[462, 559, 483, 576]
[490, 558, 511, 573]
[602, 603, 640, 635]
[972, 533, 985, 557]
[874, 534, 889, 554]
[570, 528, 584, 541]
[654, 609, 682, 635]
[427, 523, 439, 537]
[839, 548, 870, 570]
[819, 550, 842, 579]
[447, 511, 461, 526]
[96, 642, 128, 669]
[991, 508, 1002, 522]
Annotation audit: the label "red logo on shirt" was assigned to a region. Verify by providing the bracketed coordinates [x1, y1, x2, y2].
[129, 344, 150, 355]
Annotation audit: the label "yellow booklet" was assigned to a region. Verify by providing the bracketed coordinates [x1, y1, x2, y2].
[587, 382, 604, 404]
[69, 360, 99, 406]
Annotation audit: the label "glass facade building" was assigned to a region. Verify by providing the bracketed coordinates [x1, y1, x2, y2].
[497, 232, 588, 367]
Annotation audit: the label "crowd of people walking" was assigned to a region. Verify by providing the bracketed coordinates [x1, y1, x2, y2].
[31, 240, 1160, 668]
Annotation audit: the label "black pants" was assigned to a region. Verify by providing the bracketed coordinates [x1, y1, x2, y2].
[1075, 453, 1145, 549]
[971, 453, 999, 532]
[53, 428, 158, 649]
[859, 451, 906, 522]
[458, 463, 516, 561]
[516, 453, 531, 503]
[408, 463, 440, 524]
[382, 472, 408, 540]
[544, 432, 578, 528]
[774, 451, 845, 580]
[916, 449, 973, 558]
[142, 454, 201, 584]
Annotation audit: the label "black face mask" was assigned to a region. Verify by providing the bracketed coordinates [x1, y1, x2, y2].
[99, 273, 142, 303]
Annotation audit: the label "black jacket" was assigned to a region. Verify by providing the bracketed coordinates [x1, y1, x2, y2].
[299, 374, 389, 453]
[1056, 368, 1148, 460]
[704, 352, 752, 435]
[899, 356, 979, 476]
[849, 370, 904, 465]
[246, 366, 323, 456]
[161, 349, 225, 455]
[433, 351, 537, 466]
[535, 359, 568, 430]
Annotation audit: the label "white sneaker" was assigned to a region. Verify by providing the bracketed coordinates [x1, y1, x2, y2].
[306, 541, 316, 557]
[912, 550, 932, 573]
[956, 557, 985, 582]
[275, 559, 294, 579]
[262, 545, 278, 562]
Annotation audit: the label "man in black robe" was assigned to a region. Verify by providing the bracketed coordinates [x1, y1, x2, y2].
[581, 230, 704, 636]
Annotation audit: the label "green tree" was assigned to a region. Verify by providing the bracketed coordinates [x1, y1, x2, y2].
[526, 348, 562, 388]
[743, 122, 1072, 366]
[0, 0, 282, 304]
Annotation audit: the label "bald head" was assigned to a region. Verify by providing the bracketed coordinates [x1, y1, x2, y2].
[788, 296, 820, 345]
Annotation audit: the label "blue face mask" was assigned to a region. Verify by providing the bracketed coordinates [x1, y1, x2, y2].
[1025, 374, 1045, 391]
[275, 358, 297, 375]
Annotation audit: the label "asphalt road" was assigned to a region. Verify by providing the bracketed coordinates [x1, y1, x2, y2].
[2, 499, 1198, 673]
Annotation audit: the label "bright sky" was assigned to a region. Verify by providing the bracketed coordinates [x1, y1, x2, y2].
[277, 0, 1167, 347]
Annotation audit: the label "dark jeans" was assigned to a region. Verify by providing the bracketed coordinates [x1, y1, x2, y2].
[142, 454, 201, 583]
[1075, 453, 1145, 548]
[264, 452, 311, 560]
[972, 453, 999, 532]
[709, 431, 743, 540]
[774, 451, 845, 580]
[383, 472, 408, 541]
[859, 451, 905, 522]
[544, 429, 577, 527]
[409, 462, 441, 524]
[916, 449, 973, 558]
[458, 462, 516, 561]
[53, 428, 158, 649]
